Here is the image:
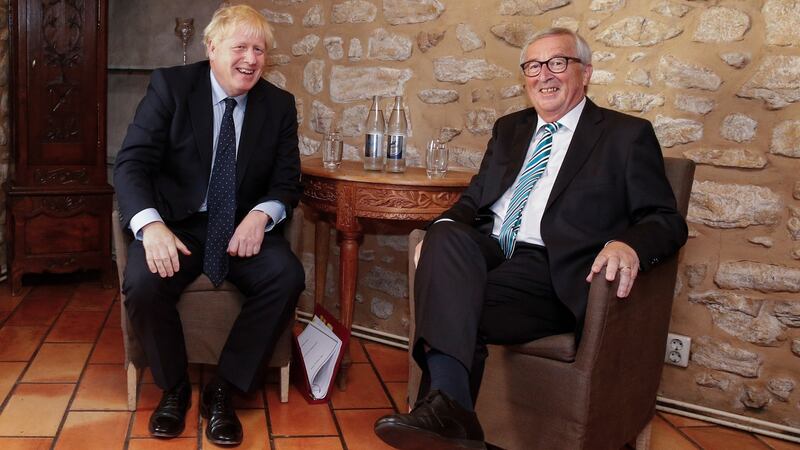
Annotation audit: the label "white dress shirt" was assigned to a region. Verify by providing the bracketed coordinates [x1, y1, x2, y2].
[489, 97, 587, 247]
[129, 69, 285, 238]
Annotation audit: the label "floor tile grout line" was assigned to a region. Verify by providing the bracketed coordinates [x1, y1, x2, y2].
[656, 412, 709, 450]
[677, 423, 779, 450]
[754, 433, 783, 450]
[261, 382, 273, 450]
[754, 434, 774, 450]
[271, 433, 342, 438]
[360, 339, 403, 415]
[198, 363, 210, 449]
[47, 282, 111, 450]
[327, 380, 349, 450]
[121, 406, 135, 450]
[0, 287, 30, 328]
[328, 339, 376, 450]
[89, 275, 130, 374]
[48, 288, 117, 350]
[0, 285, 78, 424]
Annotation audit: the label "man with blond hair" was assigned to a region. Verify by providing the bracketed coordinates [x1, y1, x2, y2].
[115, 5, 303, 445]
[375, 28, 686, 449]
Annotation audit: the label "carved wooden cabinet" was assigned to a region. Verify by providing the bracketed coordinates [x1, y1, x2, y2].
[4, 0, 113, 294]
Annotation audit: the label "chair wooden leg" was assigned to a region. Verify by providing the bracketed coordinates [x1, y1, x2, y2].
[280, 362, 290, 403]
[127, 363, 138, 411]
[635, 422, 652, 450]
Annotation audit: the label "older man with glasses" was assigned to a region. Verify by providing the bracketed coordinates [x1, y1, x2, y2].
[374, 28, 687, 450]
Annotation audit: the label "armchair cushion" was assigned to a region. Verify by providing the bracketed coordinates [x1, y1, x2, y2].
[183, 277, 238, 293]
[507, 332, 576, 362]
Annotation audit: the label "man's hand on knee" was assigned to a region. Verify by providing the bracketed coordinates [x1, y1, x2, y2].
[142, 222, 191, 277]
[227, 210, 270, 258]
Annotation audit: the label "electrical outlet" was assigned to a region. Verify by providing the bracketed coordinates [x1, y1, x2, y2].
[664, 333, 691, 367]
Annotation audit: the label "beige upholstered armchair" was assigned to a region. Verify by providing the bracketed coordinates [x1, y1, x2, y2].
[406, 158, 695, 450]
[112, 209, 303, 411]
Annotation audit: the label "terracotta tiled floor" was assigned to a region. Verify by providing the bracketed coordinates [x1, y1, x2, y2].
[0, 279, 798, 449]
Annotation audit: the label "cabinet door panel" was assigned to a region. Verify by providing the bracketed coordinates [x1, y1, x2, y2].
[24, 0, 100, 177]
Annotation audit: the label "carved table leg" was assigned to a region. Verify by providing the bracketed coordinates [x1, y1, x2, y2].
[333, 182, 362, 391]
[336, 229, 361, 391]
[314, 220, 331, 307]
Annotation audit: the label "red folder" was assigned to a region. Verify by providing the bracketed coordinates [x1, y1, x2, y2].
[292, 304, 350, 404]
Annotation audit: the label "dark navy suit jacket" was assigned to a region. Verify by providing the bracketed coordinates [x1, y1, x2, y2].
[437, 99, 687, 326]
[114, 60, 301, 231]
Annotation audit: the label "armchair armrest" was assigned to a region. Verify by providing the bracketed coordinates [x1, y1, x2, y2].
[575, 256, 679, 394]
[111, 210, 131, 285]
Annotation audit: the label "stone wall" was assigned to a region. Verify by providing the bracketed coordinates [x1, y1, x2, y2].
[106, 0, 800, 427]
[261, 0, 800, 428]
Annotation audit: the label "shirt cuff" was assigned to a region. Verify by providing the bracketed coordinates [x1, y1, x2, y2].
[252, 201, 286, 232]
[130, 208, 164, 241]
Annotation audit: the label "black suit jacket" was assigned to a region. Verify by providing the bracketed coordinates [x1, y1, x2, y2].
[438, 99, 687, 325]
[114, 61, 301, 231]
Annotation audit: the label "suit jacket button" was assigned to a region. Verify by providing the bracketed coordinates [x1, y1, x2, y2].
[651, 258, 659, 265]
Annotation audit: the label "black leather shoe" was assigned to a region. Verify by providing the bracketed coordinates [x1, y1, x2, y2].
[374, 390, 486, 450]
[201, 381, 243, 446]
[149, 377, 192, 438]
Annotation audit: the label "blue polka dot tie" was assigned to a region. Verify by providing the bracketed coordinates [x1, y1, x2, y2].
[204, 97, 237, 286]
[498, 121, 560, 259]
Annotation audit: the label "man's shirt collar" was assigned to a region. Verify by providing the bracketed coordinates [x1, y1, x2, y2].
[536, 96, 587, 134]
[209, 69, 248, 109]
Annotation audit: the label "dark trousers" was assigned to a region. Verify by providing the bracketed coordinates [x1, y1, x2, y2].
[122, 213, 305, 392]
[413, 221, 574, 401]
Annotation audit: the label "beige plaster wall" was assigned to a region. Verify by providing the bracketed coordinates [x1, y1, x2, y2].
[106, 0, 800, 428]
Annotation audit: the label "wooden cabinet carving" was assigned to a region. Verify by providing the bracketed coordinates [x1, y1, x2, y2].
[5, 0, 113, 294]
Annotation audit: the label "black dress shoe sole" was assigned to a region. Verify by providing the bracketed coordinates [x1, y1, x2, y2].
[150, 428, 186, 439]
[375, 421, 486, 450]
[204, 431, 242, 447]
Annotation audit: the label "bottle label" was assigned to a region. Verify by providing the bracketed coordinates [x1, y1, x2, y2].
[365, 133, 383, 158]
[387, 135, 405, 159]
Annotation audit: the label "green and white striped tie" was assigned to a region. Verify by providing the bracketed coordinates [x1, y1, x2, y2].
[498, 122, 560, 258]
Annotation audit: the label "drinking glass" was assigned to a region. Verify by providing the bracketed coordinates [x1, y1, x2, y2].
[322, 131, 343, 169]
[426, 139, 448, 178]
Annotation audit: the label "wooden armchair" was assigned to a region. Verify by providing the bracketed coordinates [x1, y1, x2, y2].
[407, 158, 695, 450]
[112, 209, 303, 411]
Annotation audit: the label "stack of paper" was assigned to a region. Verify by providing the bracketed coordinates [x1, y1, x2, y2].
[297, 315, 343, 400]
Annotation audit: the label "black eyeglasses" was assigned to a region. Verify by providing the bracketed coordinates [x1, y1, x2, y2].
[520, 56, 583, 77]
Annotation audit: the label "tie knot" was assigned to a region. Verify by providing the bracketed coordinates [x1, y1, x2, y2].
[223, 97, 237, 112]
[542, 121, 560, 135]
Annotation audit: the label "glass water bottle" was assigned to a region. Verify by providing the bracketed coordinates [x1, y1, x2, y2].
[385, 96, 407, 173]
[363, 96, 385, 171]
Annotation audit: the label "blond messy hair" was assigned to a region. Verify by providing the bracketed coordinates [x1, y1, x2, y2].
[203, 4, 274, 53]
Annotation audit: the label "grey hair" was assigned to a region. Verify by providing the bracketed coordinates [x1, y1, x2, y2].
[519, 28, 593, 65]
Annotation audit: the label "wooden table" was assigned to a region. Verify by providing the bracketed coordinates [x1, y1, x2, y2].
[300, 157, 474, 389]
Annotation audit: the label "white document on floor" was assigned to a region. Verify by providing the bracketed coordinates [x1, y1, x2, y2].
[297, 315, 342, 399]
